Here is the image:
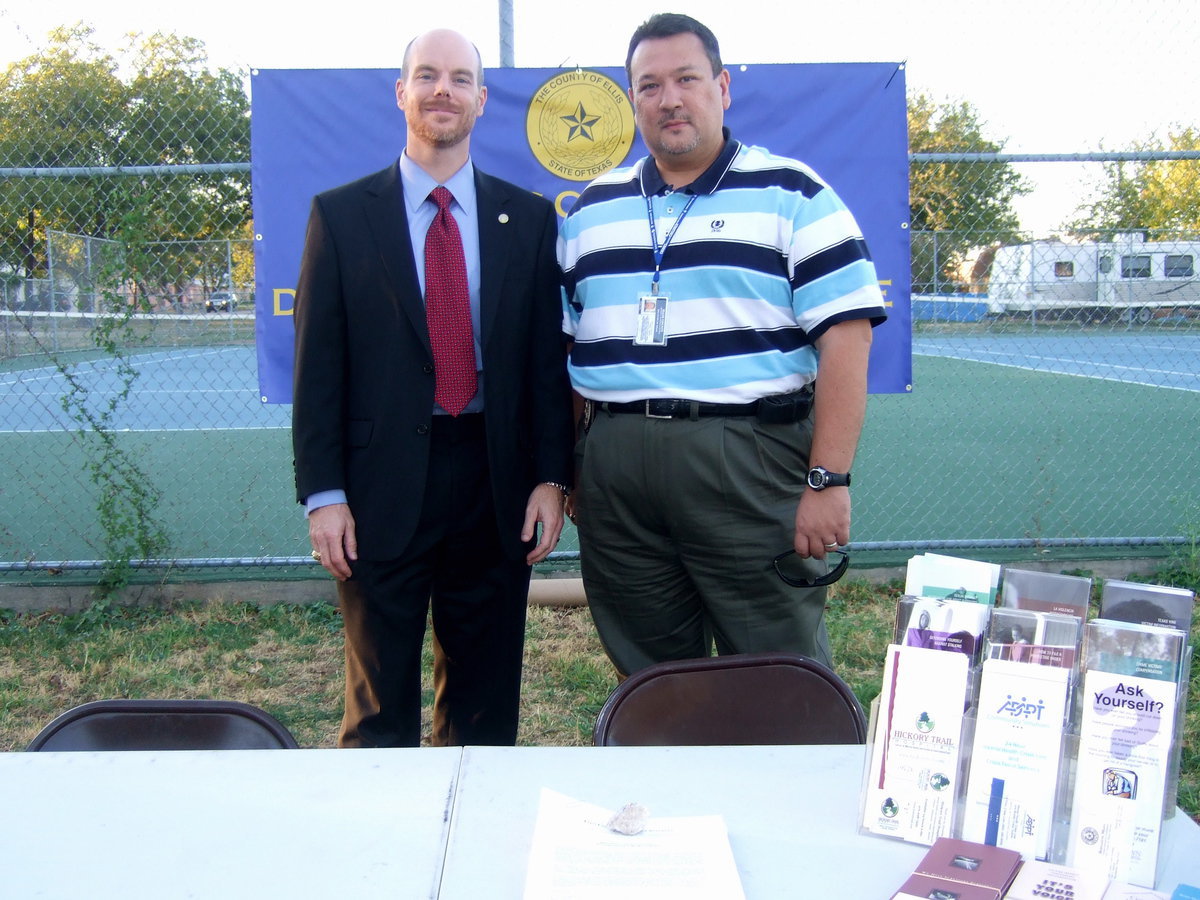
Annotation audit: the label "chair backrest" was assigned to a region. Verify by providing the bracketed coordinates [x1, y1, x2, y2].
[593, 652, 867, 747]
[26, 699, 299, 751]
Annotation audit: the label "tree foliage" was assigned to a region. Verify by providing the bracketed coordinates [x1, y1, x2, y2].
[1071, 127, 1200, 241]
[0, 24, 249, 590]
[908, 93, 1029, 293]
[0, 23, 250, 283]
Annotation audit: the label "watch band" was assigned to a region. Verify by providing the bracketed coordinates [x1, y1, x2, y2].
[807, 466, 851, 490]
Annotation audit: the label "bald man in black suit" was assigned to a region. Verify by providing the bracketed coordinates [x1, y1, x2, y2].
[292, 28, 573, 748]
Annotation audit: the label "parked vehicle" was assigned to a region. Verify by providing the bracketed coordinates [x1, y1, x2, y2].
[205, 290, 238, 312]
[987, 234, 1198, 321]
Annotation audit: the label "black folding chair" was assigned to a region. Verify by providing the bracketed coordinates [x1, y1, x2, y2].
[27, 699, 299, 751]
[593, 652, 866, 747]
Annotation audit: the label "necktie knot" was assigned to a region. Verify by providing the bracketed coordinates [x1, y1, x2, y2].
[431, 186, 454, 213]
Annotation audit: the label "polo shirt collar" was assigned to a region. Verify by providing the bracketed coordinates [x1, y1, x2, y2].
[638, 127, 740, 197]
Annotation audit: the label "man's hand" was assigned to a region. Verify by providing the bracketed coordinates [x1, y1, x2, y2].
[308, 502, 357, 581]
[793, 488, 850, 560]
[522, 483, 566, 565]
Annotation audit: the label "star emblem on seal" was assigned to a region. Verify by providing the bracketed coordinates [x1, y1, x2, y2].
[561, 102, 601, 142]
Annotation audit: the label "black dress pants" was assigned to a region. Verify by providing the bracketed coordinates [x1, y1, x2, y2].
[336, 414, 531, 747]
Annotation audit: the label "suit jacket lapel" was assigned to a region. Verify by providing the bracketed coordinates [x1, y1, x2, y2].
[362, 163, 430, 351]
[474, 170, 513, 354]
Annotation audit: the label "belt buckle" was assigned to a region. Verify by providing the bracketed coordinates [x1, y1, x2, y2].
[644, 399, 674, 419]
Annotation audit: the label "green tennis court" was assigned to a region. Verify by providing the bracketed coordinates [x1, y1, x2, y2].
[1, 327, 1197, 575]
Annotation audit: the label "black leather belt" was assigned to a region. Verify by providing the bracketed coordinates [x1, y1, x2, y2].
[597, 388, 813, 423]
[601, 398, 756, 418]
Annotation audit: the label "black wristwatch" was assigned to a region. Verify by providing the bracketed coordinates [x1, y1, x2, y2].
[806, 466, 851, 491]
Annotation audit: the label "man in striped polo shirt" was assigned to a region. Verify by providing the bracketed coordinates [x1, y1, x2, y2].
[560, 13, 888, 676]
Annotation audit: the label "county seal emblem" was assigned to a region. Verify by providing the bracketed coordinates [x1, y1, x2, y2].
[525, 69, 635, 182]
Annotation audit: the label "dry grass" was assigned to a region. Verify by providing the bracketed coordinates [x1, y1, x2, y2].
[0, 579, 907, 752]
[0, 600, 614, 751]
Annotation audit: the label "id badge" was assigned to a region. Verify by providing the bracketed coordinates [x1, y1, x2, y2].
[634, 294, 668, 346]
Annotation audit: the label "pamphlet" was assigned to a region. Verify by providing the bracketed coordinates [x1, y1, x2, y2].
[914, 837, 1022, 890]
[1100, 581, 1195, 822]
[1100, 579, 1195, 633]
[862, 644, 970, 845]
[905, 553, 1001, 605]
[1005, 859, 1109, 900]
[1084, 618, 1185, 683]
[1000, 568, 1093, 619]
[985, 607, 1082, 670]
[960, 657, 1072, 859]
[1006, 860, 1175, 900]
[896, 596, 992, 666]
[1066, 620, 1185, 887]
[892, 873, 1002, 900]
[892, 837, 1022, 900]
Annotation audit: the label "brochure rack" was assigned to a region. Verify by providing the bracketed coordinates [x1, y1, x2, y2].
[860, 557, 1195, 890]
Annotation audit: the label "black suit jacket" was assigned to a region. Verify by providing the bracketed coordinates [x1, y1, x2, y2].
[291, 161, 574, 561]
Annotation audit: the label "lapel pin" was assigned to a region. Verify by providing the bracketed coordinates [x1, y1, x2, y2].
[498, 213, 510, 224]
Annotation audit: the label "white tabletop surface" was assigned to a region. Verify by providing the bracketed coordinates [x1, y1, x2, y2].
[440, 744, 930, 899]
[5, 745, 1199, 898]
[440, 745, 1200, 899]
[0, 747, 461, 900]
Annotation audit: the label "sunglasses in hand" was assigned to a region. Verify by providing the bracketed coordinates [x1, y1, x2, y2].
[772, 548, 849, 588]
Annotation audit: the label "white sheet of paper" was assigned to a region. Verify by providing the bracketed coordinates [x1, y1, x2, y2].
[522, 789, 745, 900]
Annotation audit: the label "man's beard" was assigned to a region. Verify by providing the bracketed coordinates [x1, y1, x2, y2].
[410, 107, 475, 148]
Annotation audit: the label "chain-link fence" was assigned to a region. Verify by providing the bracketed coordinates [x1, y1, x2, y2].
[1, 21, 1198, 586]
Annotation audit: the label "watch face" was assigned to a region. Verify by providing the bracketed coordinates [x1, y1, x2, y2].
[807, 467, 826, 489]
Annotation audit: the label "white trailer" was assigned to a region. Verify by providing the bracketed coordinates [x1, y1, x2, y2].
[986, 234, 1199, 322]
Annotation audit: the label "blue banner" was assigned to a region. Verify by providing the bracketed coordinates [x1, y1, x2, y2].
[251, 64, 911, 403]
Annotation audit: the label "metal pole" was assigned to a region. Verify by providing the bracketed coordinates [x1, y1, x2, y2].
[498, 0, 515, 67]
[932, 230, 939, 293]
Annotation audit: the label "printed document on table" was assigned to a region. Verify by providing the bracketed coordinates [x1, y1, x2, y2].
[522, 788, 745, 900]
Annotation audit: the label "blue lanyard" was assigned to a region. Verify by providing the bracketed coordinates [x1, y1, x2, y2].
[645, 192, 699, 296]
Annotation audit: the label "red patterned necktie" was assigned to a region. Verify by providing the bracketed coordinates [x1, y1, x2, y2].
[424, 186, 477, 416]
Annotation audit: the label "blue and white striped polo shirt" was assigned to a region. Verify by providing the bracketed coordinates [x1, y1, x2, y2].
[559, 134, 887, 403]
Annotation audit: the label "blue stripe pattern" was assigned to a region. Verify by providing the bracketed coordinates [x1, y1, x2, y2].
[560, 140, 887, 403]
